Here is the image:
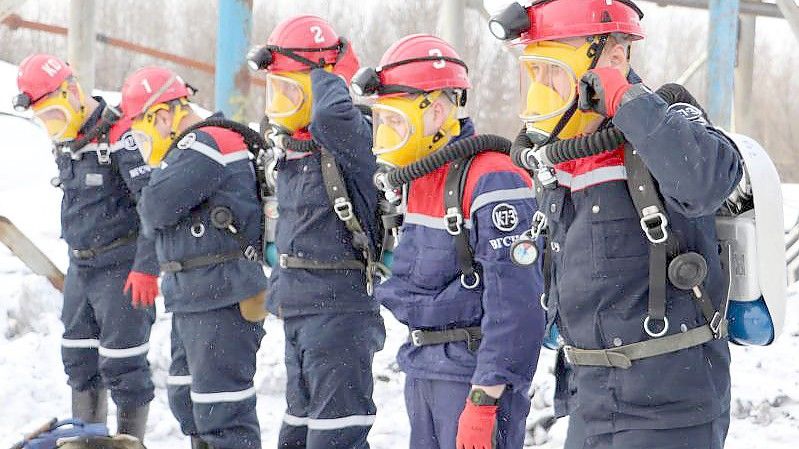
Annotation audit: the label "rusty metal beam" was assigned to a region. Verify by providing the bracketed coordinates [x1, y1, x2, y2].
[1, 14, 266, 87]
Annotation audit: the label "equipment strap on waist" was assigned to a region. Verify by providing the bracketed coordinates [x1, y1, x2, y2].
[409, 326, 483, 351]
[71, 233, 138, 260]
[562, 324, 719, 369]
[160, 251, 243, 273]
[279, 254, 366, 270]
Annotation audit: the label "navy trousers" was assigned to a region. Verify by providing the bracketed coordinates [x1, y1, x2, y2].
[166, 304, 265, 449]
[570, 409, 730, 449]
[278, 311, 386, 449]
[404, 377, 531, 449]
[61, 263, 155, 408]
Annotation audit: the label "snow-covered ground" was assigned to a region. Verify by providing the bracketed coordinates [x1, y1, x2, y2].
[2, 58, 799, 448]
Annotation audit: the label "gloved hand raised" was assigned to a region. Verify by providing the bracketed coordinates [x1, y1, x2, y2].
[123, 271, 159, 308]
[330, 37, 360, 83]
[577, 67, 632, 117]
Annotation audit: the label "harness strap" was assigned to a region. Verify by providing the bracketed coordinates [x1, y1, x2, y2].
[160, 251, 242, 273]
[624, 144, 678, 333]
[212, 206, 260, 261]
[693, 284, 727, 337]
[318, 148, 379, 293]
[562, 324, 716, 369]
[71, 233, 137, 260]
[624, 144, 727, 339]
[379, 205, 403, 263]
[408, 326, 483, 351]
[278, 254, 365, 271]
[541, 227, 552, 307]
[443, 157, 479, 288]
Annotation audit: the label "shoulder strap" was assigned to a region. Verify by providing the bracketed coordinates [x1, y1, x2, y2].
[319, 148, 387, 293]
[624, 144, 672, 336]
[444, 156, 479, 289]
[319, 148, 371, 256]
[624, 144, 724, 338]
[179, 117, 268, 160]
[172, 117, 272, 198]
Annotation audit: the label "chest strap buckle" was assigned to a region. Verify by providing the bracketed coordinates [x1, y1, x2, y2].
[640, 206, 669, 244]
[444, 207, 463, 236]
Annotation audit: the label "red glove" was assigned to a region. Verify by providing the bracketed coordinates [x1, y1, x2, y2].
[456, 401, 498, 449]
[124, 271, 159, 308]
[578, 67, 632, 117]
[331, 38, 360, 84]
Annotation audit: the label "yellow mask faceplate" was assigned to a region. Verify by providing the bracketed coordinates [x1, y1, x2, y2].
[372, 91, 461, 168]
[520, 40, 602, 139]
[130, 100, 190, 166]
[31, 80, 87, 142]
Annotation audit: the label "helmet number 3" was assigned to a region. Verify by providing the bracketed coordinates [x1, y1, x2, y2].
[429, 49, 446, 69]
[310, 26, 325, 43]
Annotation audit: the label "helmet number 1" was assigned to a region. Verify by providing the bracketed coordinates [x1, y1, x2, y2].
[140, 78, 152, 94]
[310, 26, 325, 44]
[429, 49, 445, 69]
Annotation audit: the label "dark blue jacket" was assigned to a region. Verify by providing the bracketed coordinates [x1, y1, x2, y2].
[55, 98, 157, 274]
[375, 122, 546, 393]
[138, 116, 268, 313]
[546, 86, 742, 435]
[266, 69, 380, 318]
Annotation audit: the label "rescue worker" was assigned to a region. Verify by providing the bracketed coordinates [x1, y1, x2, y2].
[119, 66, 268, 449]
[248, 15, 386, 449]
[487, 1, 742, 447]
[363, 34, 546, 449]
[13, 54, 157, 440]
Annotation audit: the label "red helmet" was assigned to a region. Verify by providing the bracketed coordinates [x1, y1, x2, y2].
[249, 15, 359, 82]
[376, 34, 470, 95]
[120, 66, 191, 119]
[489, 0, 645, 44]
[17, 54, 73, 103]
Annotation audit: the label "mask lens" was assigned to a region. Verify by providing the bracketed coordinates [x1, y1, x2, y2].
[372, 104, 412, 155]
[265, 74, 305, 117]
[32, 105, 70, 141]
[130, 128, 154, 164]
[519, 56, 577, 122]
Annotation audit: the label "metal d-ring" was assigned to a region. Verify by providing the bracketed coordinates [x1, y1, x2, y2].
[643, 315, 669, 338]
[190, 223, 206, 238]
[539, 293, 549, 311]
[460, 271, 480, 289]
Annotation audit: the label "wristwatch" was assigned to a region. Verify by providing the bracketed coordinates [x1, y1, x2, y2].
[469, 388, 500, 406]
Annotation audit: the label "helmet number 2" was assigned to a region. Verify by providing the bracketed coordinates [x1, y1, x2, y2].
[310, 26, 325, 44]
[429, 49, 445, 69]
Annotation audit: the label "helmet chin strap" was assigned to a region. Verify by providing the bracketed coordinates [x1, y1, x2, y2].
[542, 34, 608, 146]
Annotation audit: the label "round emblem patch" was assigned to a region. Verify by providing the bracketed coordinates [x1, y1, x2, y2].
[177, 132, 197, 150]
[667, 103, 708, 125]
[123, 134, 138, 151]
[492, 203, 518, 232]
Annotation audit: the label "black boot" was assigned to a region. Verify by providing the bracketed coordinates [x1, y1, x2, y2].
[117, 403, 149, 440]
[71, 387, 108, 424]
[191, 436, 214, 449]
